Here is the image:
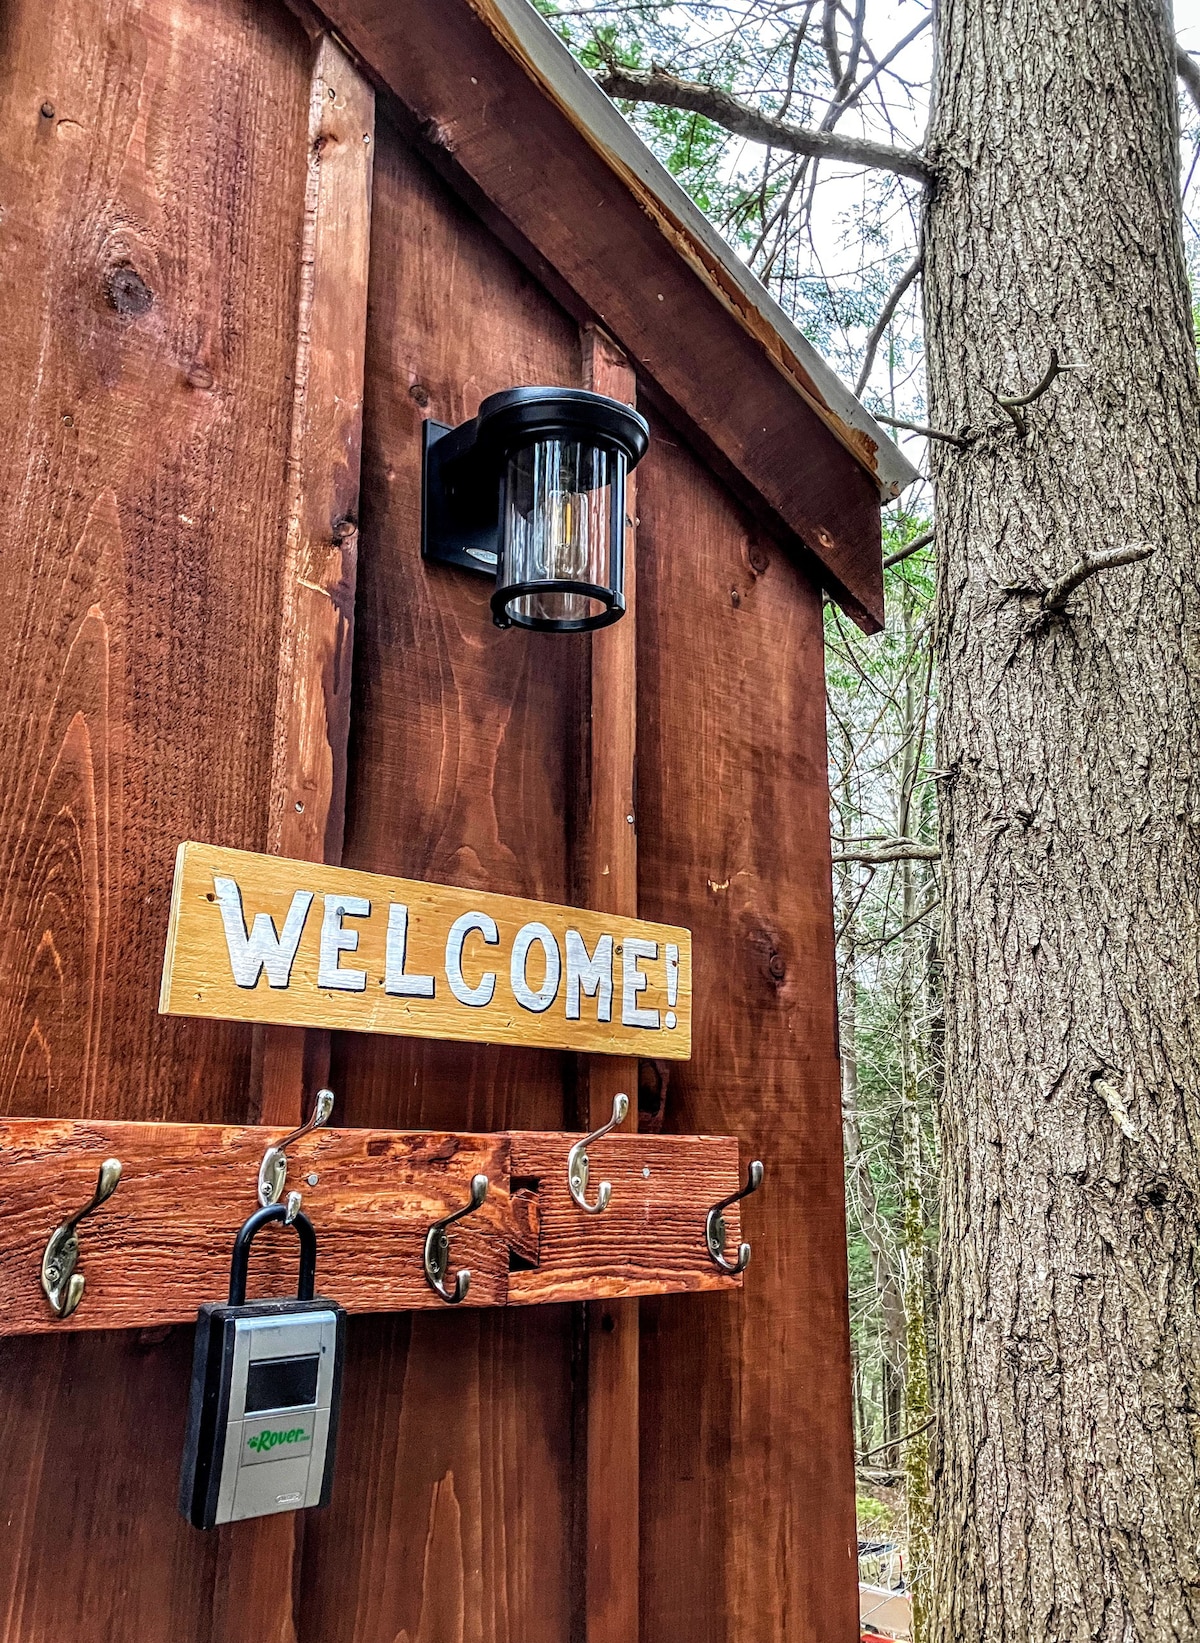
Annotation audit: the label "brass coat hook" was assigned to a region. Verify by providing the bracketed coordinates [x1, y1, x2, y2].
[257, 1087, 334, 1209]
[705, 1160, 764, 1275]
[41, 1158, 122, 1319]
[424, 1174, 489, 1304]
[567, 1093, 629, 1214]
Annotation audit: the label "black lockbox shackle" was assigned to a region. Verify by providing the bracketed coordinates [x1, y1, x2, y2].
[179, 1203, 346, 1531]
[227, 1202, 317, 1306]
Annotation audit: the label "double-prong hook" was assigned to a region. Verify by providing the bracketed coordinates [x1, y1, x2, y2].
[567, 1093, 629, 1214]
[257, 1088, 334, 1209]
[424, 1174, 489, 1304]
[705, 1161, 764, 1275]
[41, 1158, 122, 1319]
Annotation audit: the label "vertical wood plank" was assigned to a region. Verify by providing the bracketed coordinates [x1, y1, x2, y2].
[635, 422, 859, 1643]
[577, 327, 640, 1643]
[0, 0, 313, 1634]
[257, 31, 375, 1133]
[210, 34, 375, 1643]
[298, 124, 583, 1643]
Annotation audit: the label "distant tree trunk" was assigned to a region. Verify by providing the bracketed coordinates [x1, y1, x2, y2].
[897, 589, 933, 1641]
[836, 782, 908, 1474]
[925, 2, 1200, 1638]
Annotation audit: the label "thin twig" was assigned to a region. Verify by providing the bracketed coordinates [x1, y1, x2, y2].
[835, 14, 931, 117]
[855, 253, 923, 396]
[1042, 544, 1154, 613]
[871, 412, 972, 448]
[883, 527, 934, 569]
[862, 892, 941, 952]
[832, 838, 940, 865]
[858, 1415, 936, 1464]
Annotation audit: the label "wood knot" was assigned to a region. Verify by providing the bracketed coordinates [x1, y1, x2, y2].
[105, 264, 154, 317]
[39, 101, 55, 119]
[748, 542, 769, 575]
[409, 383, 431, 408]
[422, 118, 457, 153]
[185, 364, 214, 390]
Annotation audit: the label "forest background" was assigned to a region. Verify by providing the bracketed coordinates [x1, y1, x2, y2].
[538, 0, 1200, 1607]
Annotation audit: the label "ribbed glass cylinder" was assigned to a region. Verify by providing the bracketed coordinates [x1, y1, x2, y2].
[496, 438, 625, 629]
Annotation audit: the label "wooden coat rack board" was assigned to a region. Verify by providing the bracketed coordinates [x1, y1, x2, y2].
[0, 1119, 749, 1334]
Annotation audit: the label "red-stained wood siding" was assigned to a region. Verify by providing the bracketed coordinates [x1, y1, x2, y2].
[0, 6, 863, 1640]
[0, 0, 312, 1634]
[296, 119, 584, 1643]
[635, 414, 859, 1643]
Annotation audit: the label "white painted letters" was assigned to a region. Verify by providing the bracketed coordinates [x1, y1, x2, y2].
[166, 845, 690, 1055]
[622, 937, 661, 1029]
[318, 894, 369, 992]
[565, 929, 614, 1022]
[511, 922, 561, 1013]
[384, 904, 436, 997]
[214, 877, 313, 989]
[446, 911, 499, 1007]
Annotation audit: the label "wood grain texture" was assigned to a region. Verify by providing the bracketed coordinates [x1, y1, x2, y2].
[578, 326, 640, 1643]
[0, 0, 312, 1635]
[267, 35, 374, 875]
[303, 0, 886, 630]
[0, 0, 308, 1132]
[508, 1132, 740, 1304]
[0, 1118, 738, 1334]
[161, 840, 692, 1056]
[0, 1121, 519, 1330]
[257, 34, 375, 1140]
[634, 418, 859, 1643]
[297, 122, 589, 1643]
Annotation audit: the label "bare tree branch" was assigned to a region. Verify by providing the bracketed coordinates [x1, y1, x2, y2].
[871, 410, 972, 447]
[833, 838, 941, 865]
[989, 348, 1086, 435]
[859, 1415, 936, 1464]
[596, 66, 933, 182]
[1179, 44, 1200, 120]
[1042, 544, 1154, 613]
[863, 892, 941, 951]
[836, 14, 931, 117]
[855, 253, 923, 396]
[883, 527, 934, 569]
[822, 0, 843, 89]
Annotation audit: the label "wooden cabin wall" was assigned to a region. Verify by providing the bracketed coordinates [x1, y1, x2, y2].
[634, 416, 860, 1643]
[0, 0, 312, 1633]
[297, 115, 584, 1643]
[0, 0, 859, 1637]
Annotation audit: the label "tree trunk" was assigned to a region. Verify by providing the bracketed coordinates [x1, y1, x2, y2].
[925, 2, 1200, 1638]
[897, 588, 933, 1641]
[835, 732, 909, 1472]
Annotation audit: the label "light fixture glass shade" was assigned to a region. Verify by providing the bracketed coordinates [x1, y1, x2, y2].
[423, 386, 648, 633]
[497, 438, 625, 630]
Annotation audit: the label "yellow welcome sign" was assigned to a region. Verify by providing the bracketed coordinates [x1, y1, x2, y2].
[160, 842, 692, 1058]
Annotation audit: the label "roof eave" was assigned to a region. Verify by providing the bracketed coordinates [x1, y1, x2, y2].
[464, 0, 919, 502]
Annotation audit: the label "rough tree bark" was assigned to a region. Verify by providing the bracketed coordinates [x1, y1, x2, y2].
[925, 2, 1200, 1638]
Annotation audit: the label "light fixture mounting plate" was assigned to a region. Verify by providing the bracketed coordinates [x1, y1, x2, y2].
[420, 419, 500, 576]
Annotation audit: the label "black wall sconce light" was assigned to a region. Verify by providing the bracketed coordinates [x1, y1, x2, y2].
[422, 387, 650, 632]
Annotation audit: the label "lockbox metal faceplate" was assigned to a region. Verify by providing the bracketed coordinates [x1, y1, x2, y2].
[179, 1296, 345, 1530]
